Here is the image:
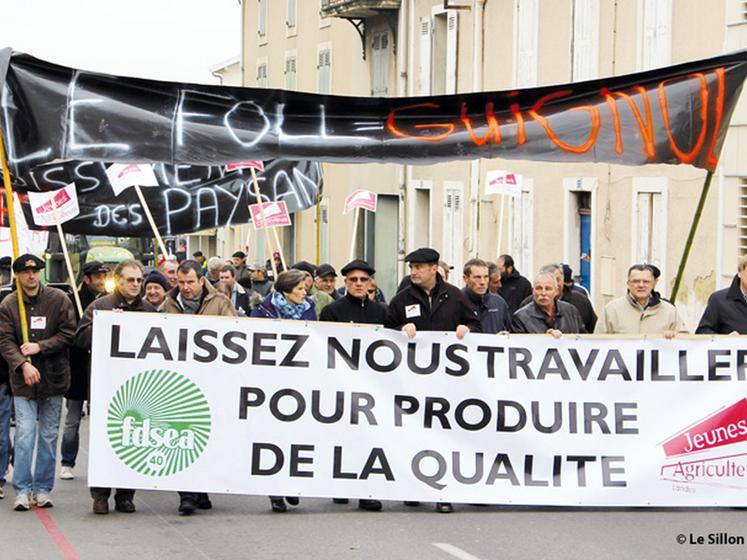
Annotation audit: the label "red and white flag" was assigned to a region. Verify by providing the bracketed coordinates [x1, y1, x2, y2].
[27, 183, 80, 226]
[106, 163, 159, 196]
[226, 161, 265, 172]
[485, 170, 523, 197]
[343, 189, 378, 214]
[249, 201, 292, 230]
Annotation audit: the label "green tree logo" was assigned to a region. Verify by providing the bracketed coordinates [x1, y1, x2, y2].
[107, 370, 211, 476]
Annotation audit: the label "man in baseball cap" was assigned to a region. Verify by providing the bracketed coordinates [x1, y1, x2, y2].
[11, 254, 45, 273]
[315, 263, 339, 300]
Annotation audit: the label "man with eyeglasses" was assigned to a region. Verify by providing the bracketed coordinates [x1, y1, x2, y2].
[319, 259, 386, 511]
[0, 254, 76, 511]
[75, 259, 155, 515]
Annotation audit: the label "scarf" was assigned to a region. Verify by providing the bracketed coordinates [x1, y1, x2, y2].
[177, 292, 202, 314]
[271, 290, 310, 320]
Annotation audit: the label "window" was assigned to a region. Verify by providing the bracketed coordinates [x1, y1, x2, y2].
[418, 17, 431, 95]
[739, 178, 747, 254]
[514, 0, 538, 87]
[256, 61, 268, 87]
[287, 0, 297, 29]
[640, 0, 671, 70]
[318, 197, 329, 263]
[258, 0, 267, 38]
[285, 55, 297, 90]
[443, 182, 464, 286]
[509, 181, 534, 276]
[632, 177, 668, 287]
[372, 31, 388, 96]
[430, 10, 458, 94]
[571, 0, 599, 81]
[317, 47, 331, 94]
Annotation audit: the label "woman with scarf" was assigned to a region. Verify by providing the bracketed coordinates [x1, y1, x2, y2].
[250, 269, 316, 512]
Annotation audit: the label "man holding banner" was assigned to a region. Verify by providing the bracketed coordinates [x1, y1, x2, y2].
[75, 259, 154, 514]
[384, 248, 480, 514]
[0, 254, 76, 511]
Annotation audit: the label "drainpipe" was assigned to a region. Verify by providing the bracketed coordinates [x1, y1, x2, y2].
[397, 0, 412, 281]
[467, 0, 486, 257]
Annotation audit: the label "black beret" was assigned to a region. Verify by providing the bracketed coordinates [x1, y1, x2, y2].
[340, 260, 374, 276]
[193, 251, 204, 258]
[291, 261, 316, 276]
[316, 263, 338, 278]
[82, 261, 110, 276]
[405, 248, 440, 264]
[12, 254, 45, 273]
[232, 250, 246, 259]
[144, 271, 170, 292]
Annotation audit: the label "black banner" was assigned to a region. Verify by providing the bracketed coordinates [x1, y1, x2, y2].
[1, 48, 746, 174]
[5, 159, 321, 236]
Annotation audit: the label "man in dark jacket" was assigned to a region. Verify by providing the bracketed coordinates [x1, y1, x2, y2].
[0, 254, 76, 511]
[513, 271, 585, 335]
[231, 251, 251, 282]
[696, 256, 747, 334]
[75, 259, 154, 514]
[59, 261, 110, 482]
[249, 263, 273, 296]
[385, 248, 480, 514]
[497, 254, 533, 314]
[320, 259, 385, 511]
[462, 258, 511, 333]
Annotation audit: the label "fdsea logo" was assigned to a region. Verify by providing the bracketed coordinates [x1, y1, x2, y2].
[107, 369, 211, 476]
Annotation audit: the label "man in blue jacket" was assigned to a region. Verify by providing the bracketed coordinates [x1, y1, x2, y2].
[462, 258, 511, 333]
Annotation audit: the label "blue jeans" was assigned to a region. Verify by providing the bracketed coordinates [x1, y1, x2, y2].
[13, 395, 63, 495]
[60, 399, 83, 468]
[0, 383, 12, 487]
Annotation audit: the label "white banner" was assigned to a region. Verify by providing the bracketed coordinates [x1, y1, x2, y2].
[27, 183, 80, 226]
[89, 312, 747, 506]
[106, 163, 159, 196]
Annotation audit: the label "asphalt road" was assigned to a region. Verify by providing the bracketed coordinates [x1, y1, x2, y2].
[0, 417, 745, 560]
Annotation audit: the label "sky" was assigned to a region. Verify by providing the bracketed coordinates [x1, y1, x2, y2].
[0, 0, 241, 84]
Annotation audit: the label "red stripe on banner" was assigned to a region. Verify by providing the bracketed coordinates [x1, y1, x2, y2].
[34, 507, 80, 560]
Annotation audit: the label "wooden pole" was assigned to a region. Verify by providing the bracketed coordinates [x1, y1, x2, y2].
[315, 195, 321, 266]
[670, 170, 714, 304]
[134, 184, 169, 264]
[48, 193, 83, 317]
[250, 168, 278, 280]
[349, 207, 361, 262]
[0, 129, 30, 345]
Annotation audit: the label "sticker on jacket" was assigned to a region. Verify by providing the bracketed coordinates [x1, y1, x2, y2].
[405, 304, 421, 319]
[30, 316, 47, 330]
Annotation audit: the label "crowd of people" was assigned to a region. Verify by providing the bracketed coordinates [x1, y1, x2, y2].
[0, 246, 745, 517]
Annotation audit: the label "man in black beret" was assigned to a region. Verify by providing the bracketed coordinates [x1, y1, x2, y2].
[315, 263, 340, 300]
[319, 259, 386, 511]
[0, 254, 76, 511]
[58, 261, 110, 482]
[384, 248, 480, 514]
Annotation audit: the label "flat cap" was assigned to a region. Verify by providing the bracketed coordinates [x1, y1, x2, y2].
[405, 248, 440, 264]
[316, 263, 338, 278]
[291, 261, 316, 276]
[340, 260, 375, 276]
[248, 262, 265, 271]
[192, 251, 204, 258]
[12, 254, 45, 273]
[232, 250, 246, 259]
[82, 260, 110, 276]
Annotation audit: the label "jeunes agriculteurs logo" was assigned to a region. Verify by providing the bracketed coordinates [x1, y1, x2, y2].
[107, 369, 211, 476]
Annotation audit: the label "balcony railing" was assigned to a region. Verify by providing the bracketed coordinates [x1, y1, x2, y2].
[321, 0, 401, 19]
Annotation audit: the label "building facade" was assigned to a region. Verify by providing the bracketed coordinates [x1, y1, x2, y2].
[235, 0, 746, 325]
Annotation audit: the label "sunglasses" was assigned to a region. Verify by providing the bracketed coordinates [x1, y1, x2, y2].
[347, 276, 371, 283]
[123, 277, 144, 284]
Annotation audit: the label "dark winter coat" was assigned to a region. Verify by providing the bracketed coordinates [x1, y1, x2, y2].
[319, 292, 387, 324]
[497, 269, 533, 315]
[66, 283, 102, 400]
[0, 284, 76, 399]
[463, 288, 512, 334]
[512, 300, 585, 334]
[75, 290, 156, 351]
[385, 276, 481, 333]
[695, 274, 747, 334]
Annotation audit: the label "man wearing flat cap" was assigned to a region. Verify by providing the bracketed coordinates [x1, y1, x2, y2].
[0, 254, 76, 511]
[315, 263, 340, 301]
[58, 261, 110, 483]
[384, 248, 480, 514]
[320, 259, 386, 512]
